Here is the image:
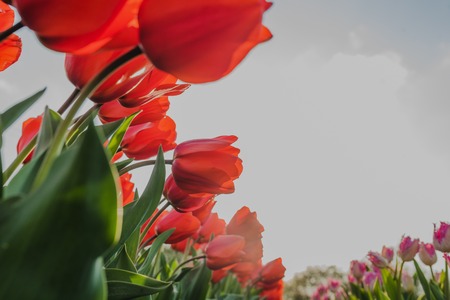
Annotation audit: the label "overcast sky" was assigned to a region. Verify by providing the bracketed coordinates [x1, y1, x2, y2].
[3, 1, 450, 280]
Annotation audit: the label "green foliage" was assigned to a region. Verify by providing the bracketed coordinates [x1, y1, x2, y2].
[0, 124, 119, 300]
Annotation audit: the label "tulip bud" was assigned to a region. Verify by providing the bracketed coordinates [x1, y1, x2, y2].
[367, 251, 389, 268]
[433, 222, 450, 252]
[398, 236, 420, 261]
[419, 243, 437, 266]
[349, 260, 366, 280]
[205, 235, 245, 270]
[381, 246, 394, 263]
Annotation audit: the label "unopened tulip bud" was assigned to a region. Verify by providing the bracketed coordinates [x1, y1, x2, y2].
[349, 260, 366, 280]
[433, 222, 450, 252]
[381, 246, 394, 263]
[398, 236, 420, 261]
[367, 251, 389, 268]
[419, 243, 437, 266]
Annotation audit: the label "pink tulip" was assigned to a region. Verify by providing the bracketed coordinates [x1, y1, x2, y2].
[398, 236, 420, 261]
[381, 246, 394, 263]
[349, 260, 366, 280]
[433, 222, 450, 252]
[367, 251, 389, 268]
[419, 243, 437, 266]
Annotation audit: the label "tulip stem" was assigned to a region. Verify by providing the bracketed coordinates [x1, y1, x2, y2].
[430, 266, 435, 280]
[139, 201, 171, 244]
[57, 88, 80, 115]
[445, 260, 449, 299]
[3, 135, 37, 183]
[171, 255, 206, 277]
[65, 104, 100, 145]
[119, 159, 173, 175]
[31, 46, 143, 190]
[0, 21, 24, 42]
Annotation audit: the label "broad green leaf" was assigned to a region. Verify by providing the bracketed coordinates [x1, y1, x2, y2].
[414, 260, 431, 300]
[179, 262, 211, 300]
[33, 107, 62, 159]
[381, 268, 399, 300]
[0, 88, 45, 131]
[111, 246, 138, 273]
[124, 227, 140, 263]
[139, 229, 174, 276]
[430, 280, 445, 300]
[104, 148, 165, 263]
[106, 269, 172, 300]
[4, 153, 44, 198]
[106, 112, 137, 159]
[0, 124, 119, 300]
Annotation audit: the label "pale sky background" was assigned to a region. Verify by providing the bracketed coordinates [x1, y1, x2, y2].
[2, 1, 450, 280]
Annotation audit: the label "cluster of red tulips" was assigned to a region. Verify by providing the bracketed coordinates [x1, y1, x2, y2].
[0, 0, 285, 299]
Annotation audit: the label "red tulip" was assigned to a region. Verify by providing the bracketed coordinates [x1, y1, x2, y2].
[140, 209, 168, 246]
[120, 173, 135, 206]
[65, 47, 151, 103]
[172, 136, 243, 194]
[232, 261, 261, 285]
[258, 258, 286, 286]
[0, 2, 21, 71]
[197, 213, 226, 243]
[227, 206, 264, 242]
[205, 235, 245, 270]
[211, 269, 228, 284]
[121, 116, 177, 160]
[118, 69, 189, 107]
[138, 0, 272, 83]
[13, 0, 140, 54]
[155, 210, 201, 244]
[192, 200, 216, 225]
[259, 280, 284, 300]
[98, 97, 170, 125]
[17, 115, 42, 163]
[163, 174, 214, 213]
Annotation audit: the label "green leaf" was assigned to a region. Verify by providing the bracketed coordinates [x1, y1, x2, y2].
[179, 262, 211, 300]
[33, 107, 62, 159]
[0, 117, 3, 198]
[414, 260, 432, 300]
[0, 123, 119, 300]
[96, 118, 126, 143]
[139, 229, 175, 276]
[4, 152, 45, 198]
[106, 112, 137, 159]
[104, 148, 165, 263]
[115, 158, 134, 172]
[0, 88, 45, 131]
[111, 246, 138, 273]
[430, 280, 445, 300]
[66, 107, 99, 146]
[106, 269, 172, 300]
[124, 228, 140, 263]
[381, 268, 399, 300]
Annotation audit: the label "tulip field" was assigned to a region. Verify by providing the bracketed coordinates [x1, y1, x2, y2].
[0, 0, 286, 299]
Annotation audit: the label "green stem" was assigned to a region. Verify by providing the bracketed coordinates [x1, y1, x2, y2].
[398, 261, 405, 298]
[3, 135, 37, 183]
[3, 88, 81, 183]
[31, 46, 143, 190]
[171, 255, 206, 277]
[445, 260, 449, 299]
[0, 21, 24, 42]
[430, 266, 435, 281]
[119, 159, 173, 175]
[139, 201, 170, 243]
[65, 104, 100, 145]
[57, 88, 80, 115]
